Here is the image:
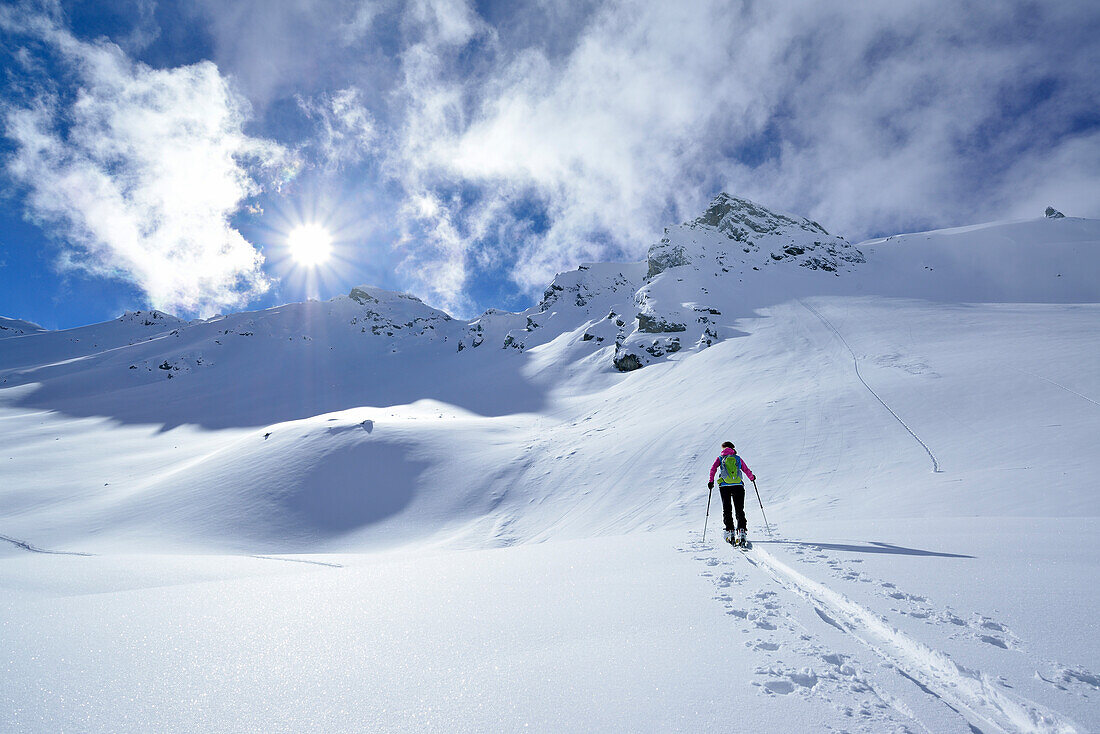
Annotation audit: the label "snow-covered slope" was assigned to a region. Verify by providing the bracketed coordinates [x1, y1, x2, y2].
[0, 310, 183, 372]
[2, 196, 1098, 732]
[1, 196, 1096, 550]
[0, 316, 47, 338]
[854, 216, 1100, 303]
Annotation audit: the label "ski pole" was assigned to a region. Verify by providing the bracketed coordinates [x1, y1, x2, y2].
[702, 483, 713, 542]
[752, 479, 771, 536]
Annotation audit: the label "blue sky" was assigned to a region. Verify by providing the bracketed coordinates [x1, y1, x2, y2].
[1, 0, 1098, 329]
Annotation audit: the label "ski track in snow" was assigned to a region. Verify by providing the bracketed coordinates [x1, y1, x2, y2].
[0, 533, 93, 556]
[249, 554, 344, 568]
[747, 546, 1077, 734]
[784, 543, 1020, 653]
[799, 300, 942, 473]
[780, 542, 1100, 708]
[3, 329, 176, 377]
[0, 533, 346, 568]
[1008, 367, 1100, 408]
[683, 536, 928, 733]
[681, 535, 1083, 734]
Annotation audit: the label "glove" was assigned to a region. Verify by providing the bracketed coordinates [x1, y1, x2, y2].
[707, 481, 714, 489]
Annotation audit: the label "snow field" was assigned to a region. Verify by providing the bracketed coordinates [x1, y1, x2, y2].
[3, 524, 1095, 732]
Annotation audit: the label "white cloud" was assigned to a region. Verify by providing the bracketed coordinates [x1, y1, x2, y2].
[118, 0, 161, 53]
[193, 0, 393, 108]
[994, 130, 1100, 221]
[404, 0, 484, 47]
[7, 0, 1097, 316]
[340, 1, 386, 46]
[386, 0, 1100, 298]
[372, 0, 496, 308]
[299, 86, 378, 169]
[2, 11, 290, 316]
[395, 190, 471, 315]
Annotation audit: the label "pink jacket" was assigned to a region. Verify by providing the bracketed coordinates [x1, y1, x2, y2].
[709, 447, 755, 484]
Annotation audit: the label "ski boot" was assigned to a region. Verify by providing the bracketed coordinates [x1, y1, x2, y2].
[724, 529, 734, 545]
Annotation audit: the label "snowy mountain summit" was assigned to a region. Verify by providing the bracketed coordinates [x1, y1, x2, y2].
[344, 285, 454, 338]
[449, 194, 867, 371]
[612, 193, 865, 370]
[649, 192, 864, 278]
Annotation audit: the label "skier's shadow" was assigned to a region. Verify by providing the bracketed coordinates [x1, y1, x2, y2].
[756, 540, 974, 559]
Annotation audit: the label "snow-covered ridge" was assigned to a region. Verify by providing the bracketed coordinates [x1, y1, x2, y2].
[654, 193, 863, 277]
[116, 309, 186, 327]
[853, 214, 1099, 304]
[695, 192, 829, 236]
[459, 261, 647, 354]
[3, 195, 1091, 432]
[4, 196, 1096, 380]
[0, 316, 46, 338]
[3, 201, 1093, 368]
[434, 194, 871, 370]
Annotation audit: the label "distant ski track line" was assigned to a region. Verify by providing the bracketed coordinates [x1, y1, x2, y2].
[0, 533, 93, 556]
[1010, 367, 1100, 408]
[799, 300, 942, 473]
[746, 546, 1079, 734]
[5, 329, 176, 376]
[251, 554, 344, 568]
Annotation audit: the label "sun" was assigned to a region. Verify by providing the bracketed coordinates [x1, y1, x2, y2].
[287, 224, 333, 266]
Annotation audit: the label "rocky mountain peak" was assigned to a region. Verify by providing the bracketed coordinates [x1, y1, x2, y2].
[117, 310, 185, 327]
[347, 285, 453, 321]
[349, 286, 432, 309]
[646, 193, 860, 281]
[620, 194, 867, 371]
[340, 285, 456, 339]
[692, 193, 829, 239]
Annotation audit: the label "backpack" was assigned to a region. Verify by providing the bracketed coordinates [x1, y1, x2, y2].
[718, 454, 743, 485]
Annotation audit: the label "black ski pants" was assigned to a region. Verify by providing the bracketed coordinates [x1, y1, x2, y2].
[720, 484, 747, 532]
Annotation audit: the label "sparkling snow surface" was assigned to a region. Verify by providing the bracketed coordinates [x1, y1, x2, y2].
[1, 206, 1098, 732]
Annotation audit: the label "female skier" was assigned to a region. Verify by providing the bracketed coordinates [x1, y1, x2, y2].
[708, 442, 756, 546]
